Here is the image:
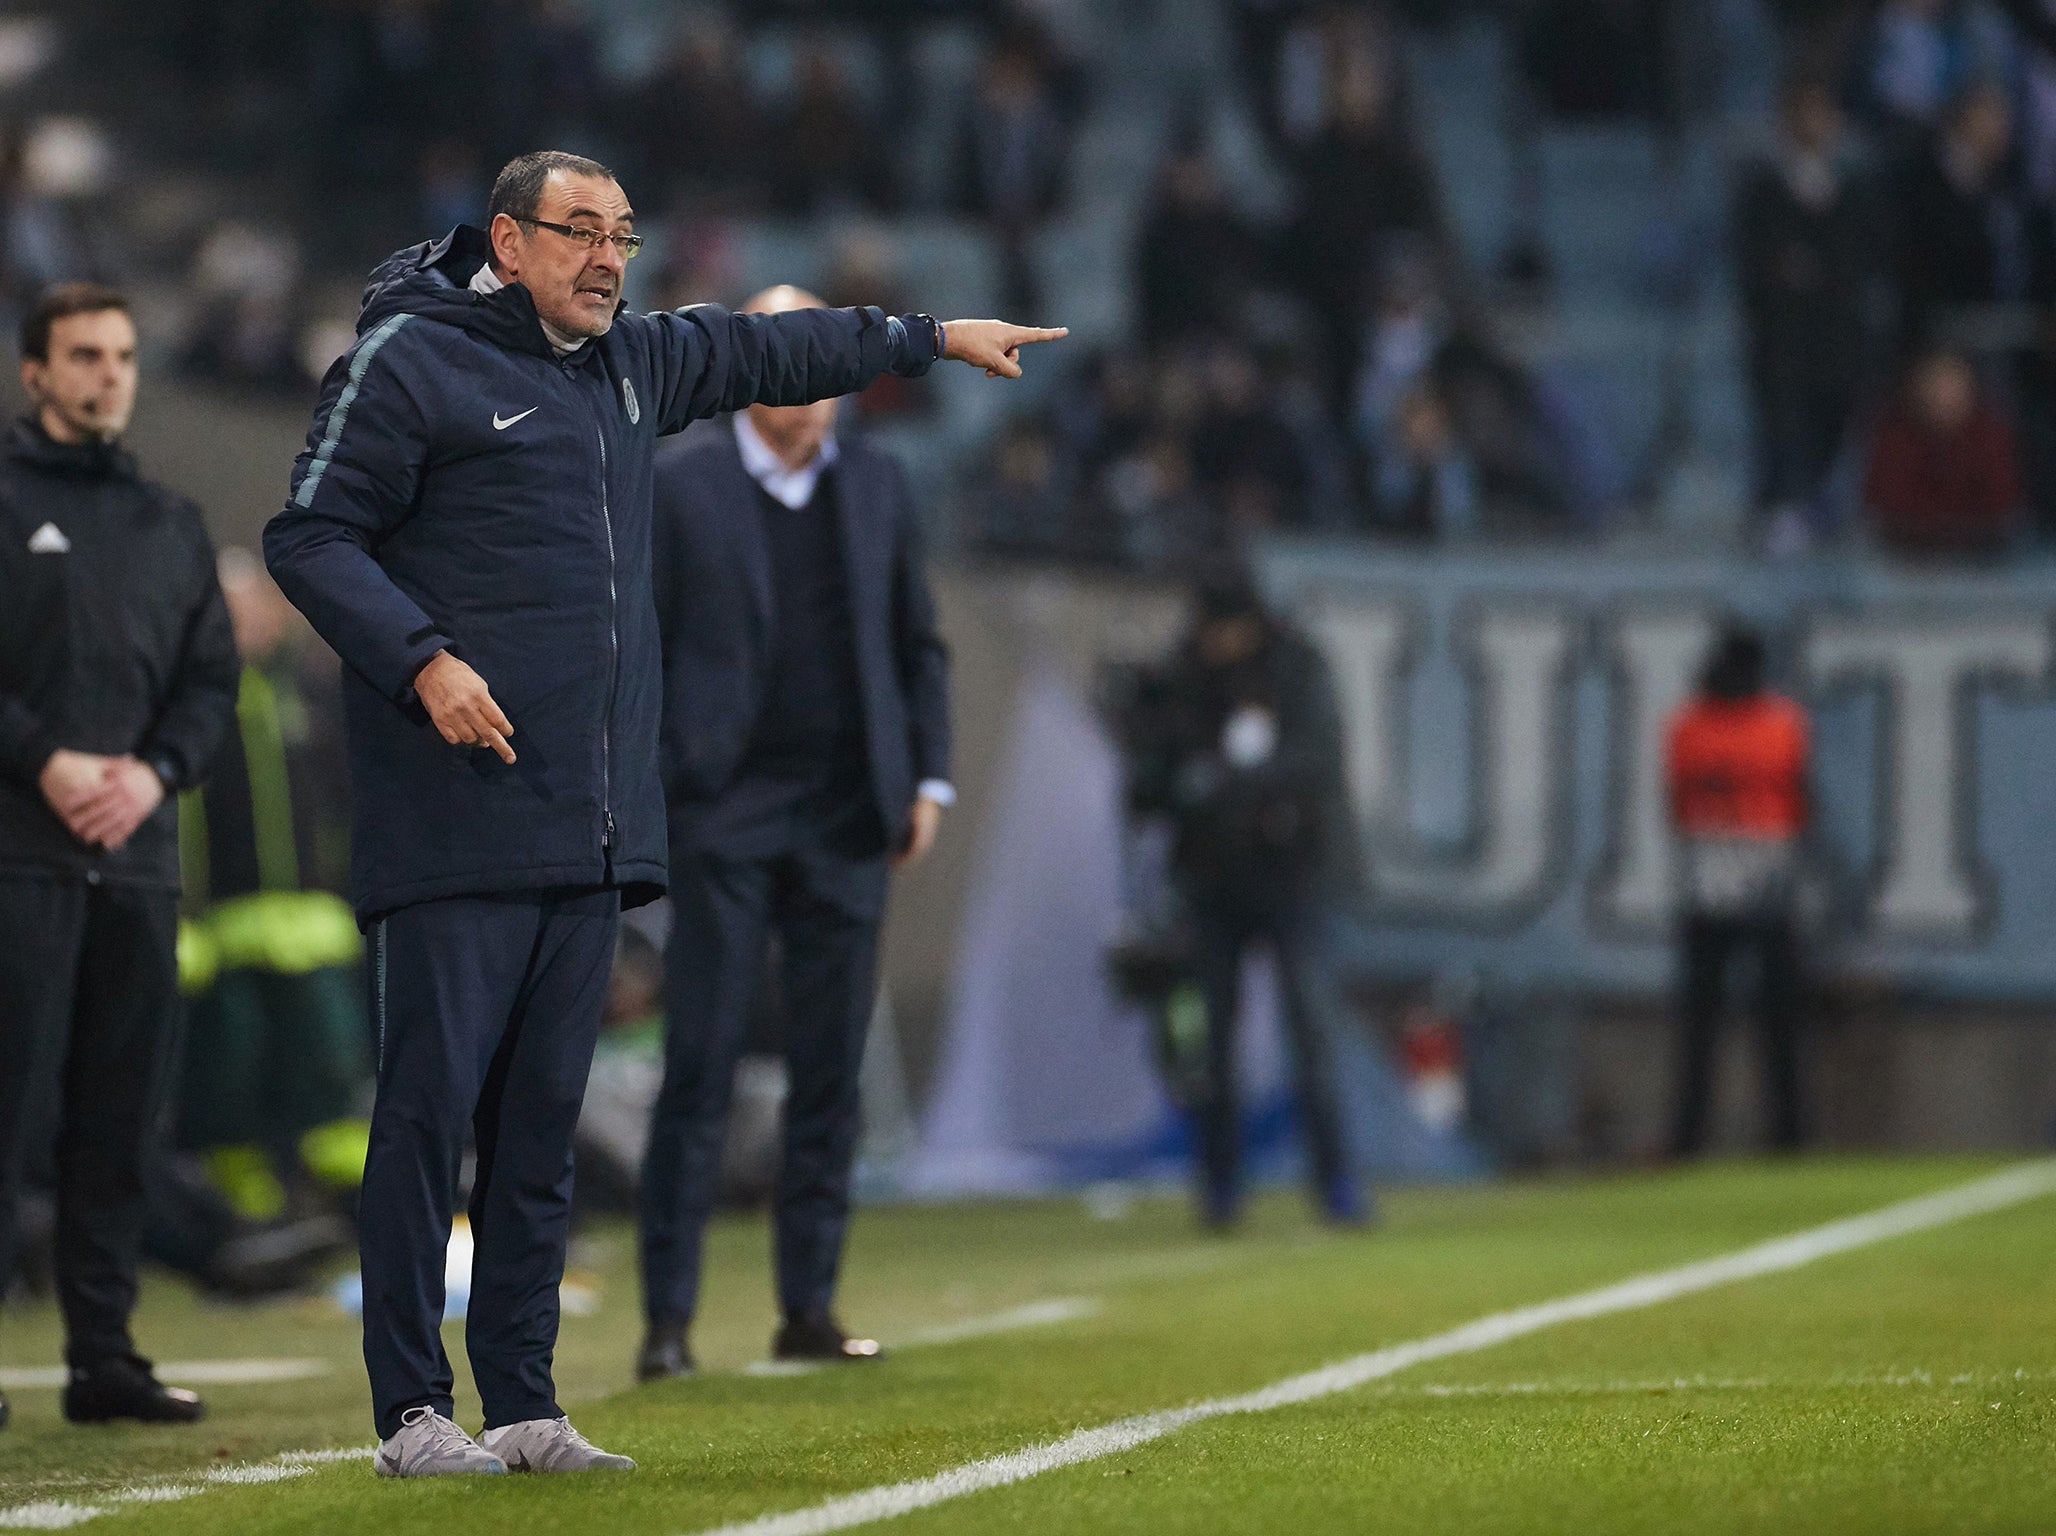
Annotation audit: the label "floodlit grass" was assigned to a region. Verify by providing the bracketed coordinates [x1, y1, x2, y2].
[1, 1156, 2051, 1534]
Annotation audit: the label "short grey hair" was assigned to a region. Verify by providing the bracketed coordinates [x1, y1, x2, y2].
[487, 151, 618, 223]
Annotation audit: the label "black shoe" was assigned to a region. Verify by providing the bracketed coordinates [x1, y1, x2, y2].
[636, 1323, 696, 1383]
[62, 1355, 205, 1425]
[1, 1388, 9, 1430]
[772, 1314, 883, 1363]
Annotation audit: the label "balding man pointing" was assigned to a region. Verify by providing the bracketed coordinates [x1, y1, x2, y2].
[635, 285, 953, 1381]
[264, 153, 1061, 1477]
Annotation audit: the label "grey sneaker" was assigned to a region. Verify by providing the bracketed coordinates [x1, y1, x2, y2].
[478, 1416, 636, 1472]
[374, 1406, 508, 1477]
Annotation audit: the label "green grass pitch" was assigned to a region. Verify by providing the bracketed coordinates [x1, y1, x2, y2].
[1, 1155, 2051, 1533]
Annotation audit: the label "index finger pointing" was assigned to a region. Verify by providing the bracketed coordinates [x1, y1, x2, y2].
[1012, 327, 1069, 344]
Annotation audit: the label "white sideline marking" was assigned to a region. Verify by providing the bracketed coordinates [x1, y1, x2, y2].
[686, 1160, 2056, 1536]
[739, 1297, 1103, 1376]
[0, 1446, 357, 1527]
[200, 1465, 311, 1487]
[1386, 1367, 2056, 1400]
[0, 1506, 103, 1530]
[899, 1297, 1101, 1348]
[0, 1358, 330, 1390]
[105, 1487, 202, 1504]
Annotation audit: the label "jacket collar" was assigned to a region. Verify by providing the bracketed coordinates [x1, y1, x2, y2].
[4, 416, 138, 481]
[360, 225, 619, 365]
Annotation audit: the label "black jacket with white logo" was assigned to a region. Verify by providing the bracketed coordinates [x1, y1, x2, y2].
[0, 418, 239, 887]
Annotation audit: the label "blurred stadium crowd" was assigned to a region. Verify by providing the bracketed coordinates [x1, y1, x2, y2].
[11, 0, 2056, 565]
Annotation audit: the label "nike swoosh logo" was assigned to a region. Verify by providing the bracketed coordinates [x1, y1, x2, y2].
[493, 407, 539, 430]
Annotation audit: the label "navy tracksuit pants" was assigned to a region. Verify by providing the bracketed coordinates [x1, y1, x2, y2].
[638, 844, 886, 1328]
[359, 887, 618, 1440]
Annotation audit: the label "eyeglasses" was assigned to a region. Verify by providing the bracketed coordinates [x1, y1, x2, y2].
[520, 219, 644, 259]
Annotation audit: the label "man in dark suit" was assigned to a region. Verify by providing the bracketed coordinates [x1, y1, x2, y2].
[636, 285, 952, 1378]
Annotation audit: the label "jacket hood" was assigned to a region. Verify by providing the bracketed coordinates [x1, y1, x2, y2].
[4, 416, 139, 481]
[357, 225, 607, 362]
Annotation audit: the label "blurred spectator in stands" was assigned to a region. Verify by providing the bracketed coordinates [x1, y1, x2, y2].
[770, 37, 896, 217]
[1734, 75, 1887, 545]
[1514, 0, 1685, 126]
[1894, 80, 2023, 343]
[178, 221, 308, 393]
[1863, 347, 2022, 553]
[1374, 383, 1481, 538]
[1224, 0, 1302, 140]
[1281, 25, 1444, 400]
[1095, 423, 1213, 570]
[307, 0, 470, 199]
[1190, 344, 1312, 536]
[825, 226, 934, 421]
[0, 119, 120, 311]
[1057, 350, 1156, 480]
[1664, 625, 1812, 1159]
[1435, 326, 1583, 533]
[1350, 240, 1446, 468]
[1134, 140, 1264, 345]
[414, 138, 486, 236]
[2001, 0, 2056, 196]
[954, 26, 1075, 312]
[519, 0, 604, 147]
[1264, 4, 1406, 152]
[1351, 243, 1577, 533]
[975, 416, 1069, 557]
[650, 221, 743, 313]
[619, 10, 767, 217]
[1766, 0, 1868, 73]
[1854, 0, 2016, 152]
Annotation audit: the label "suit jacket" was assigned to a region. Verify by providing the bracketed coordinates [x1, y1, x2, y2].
[650, 425, 950, 856]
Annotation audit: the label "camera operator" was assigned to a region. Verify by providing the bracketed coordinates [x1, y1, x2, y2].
[1117, 573, 1368, 1229]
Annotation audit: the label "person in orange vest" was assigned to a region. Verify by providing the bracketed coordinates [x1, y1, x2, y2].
[1663, 626, 1811, 1158]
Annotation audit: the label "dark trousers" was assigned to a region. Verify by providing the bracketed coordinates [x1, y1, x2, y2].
[0, 874, 181, 1366]
[358, 887, 617, 1440]
[639, 844, 887, 1327]
[1671, 908, 1806, 1157]
[1189, 901, 1352, 1209]
[1750, 351, 1857, 513]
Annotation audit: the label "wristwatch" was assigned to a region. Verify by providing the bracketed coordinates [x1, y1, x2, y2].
[908, 313, 945, 364]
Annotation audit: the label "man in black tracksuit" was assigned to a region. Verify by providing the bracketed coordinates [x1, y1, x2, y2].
[636, 285, 953, 1380]
[263, 150, 1060, 1475]
[0, 283, 239, 1430]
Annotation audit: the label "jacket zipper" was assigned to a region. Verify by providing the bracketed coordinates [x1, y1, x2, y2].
[594, 420, 619, 853]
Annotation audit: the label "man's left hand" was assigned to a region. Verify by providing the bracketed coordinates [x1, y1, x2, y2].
[941, 319, 1069, 379]
[64, 756, 166, 851]
[896, 795, 944, 868]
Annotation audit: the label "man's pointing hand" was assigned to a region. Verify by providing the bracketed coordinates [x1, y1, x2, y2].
[416, 650, 517, 764]
[940, 320, 1069, 379]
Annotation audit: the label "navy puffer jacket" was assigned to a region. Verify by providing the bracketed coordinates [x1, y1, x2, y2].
[265, 227, 935, 922]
